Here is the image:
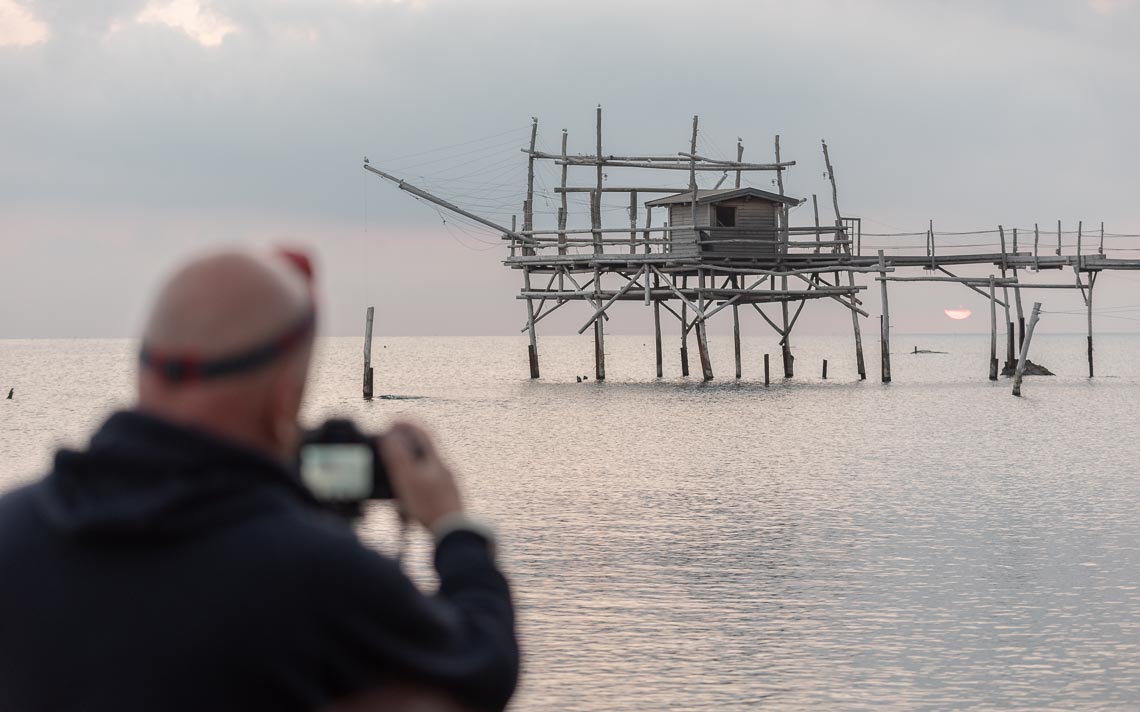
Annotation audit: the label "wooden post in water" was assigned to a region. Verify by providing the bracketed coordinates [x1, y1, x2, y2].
[998, 225, 1015, 371]
[680, 296, 690, 377]
[822, 139, 865, 380]
[1012, 302, 1042, 397]
[362, 306, 375, 400]
[1087, 272, 1097, 378]
[1012, 227, 1025, 349]
[696, 270, 714, 381]
[988, 276, 999, 381]
[878, 249, 891, 383]
[732, 276, 742, 379]
[523, 266, 540, 379]
[653, 273, 663, 378]
[822, 359, 828, 380]
[764, 353, 770, 386]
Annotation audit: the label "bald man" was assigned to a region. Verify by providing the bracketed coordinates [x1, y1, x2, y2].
[0, 250, 518, 711]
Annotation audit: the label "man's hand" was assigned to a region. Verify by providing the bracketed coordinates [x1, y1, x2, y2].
[379, 422, 463, 530]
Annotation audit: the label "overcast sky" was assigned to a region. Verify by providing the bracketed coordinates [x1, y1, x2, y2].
[3, 0, 1140, 338]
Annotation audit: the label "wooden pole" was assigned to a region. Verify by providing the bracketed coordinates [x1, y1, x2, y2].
[558, 129, 568, 257]
[1057, 219, 1062, 256]
[988, 276, 998, 381]
[735, 139, 743, 189]
[812, 194, 821, 255]
[523, 117, 538, 257]
[732, 276, 742, 379]
[998, 225, 1014, 370]
[362, 306, 375, 400]
[1077, 220, 1083, 266]
[654, 273, 663, 378]
[1087, 271, 1096, 378]
[775, 135, 793, 379]
[822, 139, 865, 380]
[764, 353, 770, 386]
[878, 249, 891, 383]
[524, 267, 540, 379]
[1099, 221, 1105, 256]
[594, 265, 605, 382]
[1034, 223, 1040, 271]
[680, 287, 690, 377]
[1012, 227, 1025, 349]
[1012, 302, 1042, 397]
[594, 107, 604, 255]
[822, 359, 828, 380]
[928, 219, 935, 271]
[697, 268, 714, 381]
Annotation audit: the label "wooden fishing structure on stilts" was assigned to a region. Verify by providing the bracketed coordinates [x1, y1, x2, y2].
[364, 108, 1140, 392]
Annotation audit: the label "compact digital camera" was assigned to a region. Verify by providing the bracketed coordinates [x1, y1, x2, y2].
[298, 419, 393, 506]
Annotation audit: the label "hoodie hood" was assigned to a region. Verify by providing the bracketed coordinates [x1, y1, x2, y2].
[38, 410, 317, 539]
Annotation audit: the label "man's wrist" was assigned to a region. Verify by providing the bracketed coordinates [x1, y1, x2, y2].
[430, 512, 497, 554]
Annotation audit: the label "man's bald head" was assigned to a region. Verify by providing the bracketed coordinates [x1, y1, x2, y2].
[137, 249, 316, 460]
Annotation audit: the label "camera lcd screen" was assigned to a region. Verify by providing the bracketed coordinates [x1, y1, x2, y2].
[300, 444, 373, 501]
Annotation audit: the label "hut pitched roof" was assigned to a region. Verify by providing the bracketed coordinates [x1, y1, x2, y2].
[645, 187, 801, 207]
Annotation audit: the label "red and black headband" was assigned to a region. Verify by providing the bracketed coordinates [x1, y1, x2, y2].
[139, 249, 317, 384]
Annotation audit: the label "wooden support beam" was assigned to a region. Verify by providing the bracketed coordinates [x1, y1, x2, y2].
[823, 139, 865, 380]
[697, 268, 714, 381]
[1087, 271, 1097, 378]
[878, 250, 891, 383]
[594, 106, 603, 255]
[1012, 302, 1042, 397]
[989, 276, 998, 381]
[732, 275, 742, 379]
[654, 273, 663, 378]
[735, 139, 743, 189]
[363, 306, 375, 400]
[681, 278, 690, 377]
[524, 267, 540, 378]
[594, 264, 605, 381]
[764, 353, 770, 386]
[1012, 227, 1025, 350]
[558, 129, 568, 256]
[555, 186, 691, 193]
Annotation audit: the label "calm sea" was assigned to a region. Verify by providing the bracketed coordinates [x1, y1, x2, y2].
[2, 335, 1139, 710]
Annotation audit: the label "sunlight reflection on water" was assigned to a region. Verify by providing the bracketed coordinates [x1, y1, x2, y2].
[2, 334, 1139, 709]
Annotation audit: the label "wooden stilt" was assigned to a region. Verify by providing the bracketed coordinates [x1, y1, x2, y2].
[822, 139, 865, 380]
[764, 353, 770, 386]
[653, 275, 663, 378]
[822, 359, 828, 379]
[680, 282, 690, 377]
[1013, 228, 1025, 349]
[362, 306, 375, 400]
[697, 269, 713, 381]
[988, 276, 999, 381]
[878, 249, 891, 383]
[732, 276, 742, 379]
[523, 267, 540, 379]
[593, 269, 605, 381]
[1012, 302, 1043, 397]
[1087, 271, 1097, 378]
[998, 225, 1015, 371]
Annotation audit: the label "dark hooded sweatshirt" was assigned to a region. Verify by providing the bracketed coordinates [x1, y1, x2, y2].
[0, 411, 518, 711]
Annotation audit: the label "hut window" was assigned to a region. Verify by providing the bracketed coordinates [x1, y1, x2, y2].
[714, 206, 736, 228]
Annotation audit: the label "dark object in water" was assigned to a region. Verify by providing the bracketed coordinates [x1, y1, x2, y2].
[576, 376, 582, 383]
[911, 346, 948, 355]
[1002, 360, 1054, 377]
[6, 388, 11, 400]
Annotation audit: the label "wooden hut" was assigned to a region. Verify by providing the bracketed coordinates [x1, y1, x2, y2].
[646, 187, 802, 259]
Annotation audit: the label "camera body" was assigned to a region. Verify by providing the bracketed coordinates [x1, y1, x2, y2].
[298, 419, 392, 506]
